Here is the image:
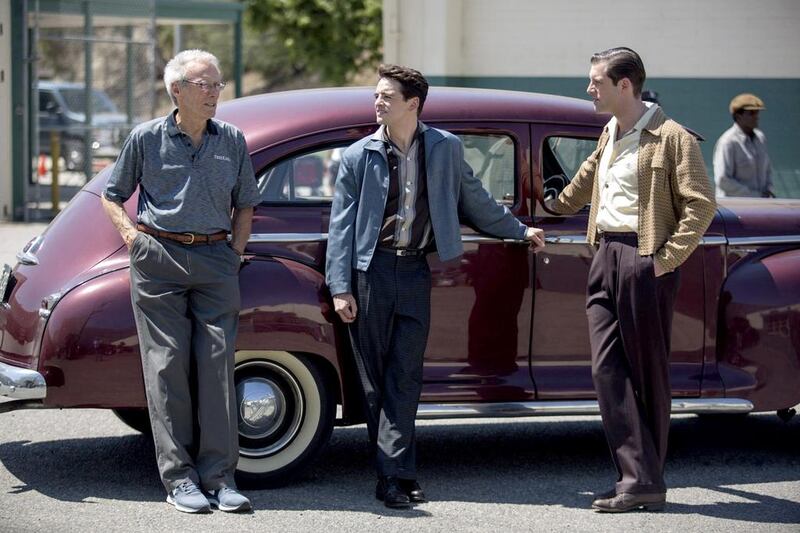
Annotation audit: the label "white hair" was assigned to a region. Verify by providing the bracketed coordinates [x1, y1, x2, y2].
[163, 49, 221, 105]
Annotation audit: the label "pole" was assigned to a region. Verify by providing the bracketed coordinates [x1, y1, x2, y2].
[50, 131, 60, 214]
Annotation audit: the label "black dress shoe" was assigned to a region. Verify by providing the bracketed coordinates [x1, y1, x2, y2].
[399, 479, 426, 503]
[375, 477, 411, 508]
[591, 492, 666, 513]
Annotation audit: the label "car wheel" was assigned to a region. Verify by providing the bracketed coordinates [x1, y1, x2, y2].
[112, 408, 152, 435]
[233, 351, 335, 488]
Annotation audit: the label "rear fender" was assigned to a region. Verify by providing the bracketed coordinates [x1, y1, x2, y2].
[717, 248, 800, 411]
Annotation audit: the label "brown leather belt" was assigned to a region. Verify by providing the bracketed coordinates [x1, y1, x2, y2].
[137, 224, 228, 245]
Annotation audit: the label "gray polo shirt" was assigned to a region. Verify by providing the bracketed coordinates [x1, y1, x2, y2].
[104, 110, 261, 234]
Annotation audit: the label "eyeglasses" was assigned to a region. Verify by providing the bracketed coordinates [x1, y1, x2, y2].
[182, 79, 227, 93]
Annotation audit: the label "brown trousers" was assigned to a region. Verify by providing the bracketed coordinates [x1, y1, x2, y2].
[587, 233, 680, 495]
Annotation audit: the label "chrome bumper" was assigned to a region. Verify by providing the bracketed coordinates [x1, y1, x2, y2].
[0, 361, 47, 400]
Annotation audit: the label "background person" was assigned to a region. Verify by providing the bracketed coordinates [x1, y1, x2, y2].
[713, 93, 774, 197]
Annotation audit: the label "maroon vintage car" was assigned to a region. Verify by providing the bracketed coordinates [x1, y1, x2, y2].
[2, 87, 799, 486]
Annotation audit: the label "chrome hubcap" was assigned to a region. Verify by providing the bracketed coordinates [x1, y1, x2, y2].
[235, 360, 304, 457]
[238, 378, 284, 438]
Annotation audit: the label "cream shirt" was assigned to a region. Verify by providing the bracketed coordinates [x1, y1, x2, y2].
[596, 102, 659, 233]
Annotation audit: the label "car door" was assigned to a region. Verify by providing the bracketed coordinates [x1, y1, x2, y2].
[421, 122, 536, 403]
[530, 124, 707, 399]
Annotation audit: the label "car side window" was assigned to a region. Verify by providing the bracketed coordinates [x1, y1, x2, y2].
[543, 136, 597, 200]
[459, 133, 515, 204]
[257, 145, 348, 202]
[257, 132, 515, 204]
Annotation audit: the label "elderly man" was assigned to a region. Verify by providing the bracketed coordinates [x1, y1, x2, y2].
[101, 49, 260, 513]
[326, 64, 545, 508]
[713, 93, 774, 197]
[549, 47, 715, 512]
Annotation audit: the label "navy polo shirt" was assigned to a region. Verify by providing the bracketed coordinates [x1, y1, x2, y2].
[104, 110, 261, 234]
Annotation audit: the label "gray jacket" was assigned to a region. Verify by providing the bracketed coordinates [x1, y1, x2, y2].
[326, 122, 527, 296]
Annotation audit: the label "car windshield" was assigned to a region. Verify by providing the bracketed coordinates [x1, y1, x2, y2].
[59, 88, 118, 114]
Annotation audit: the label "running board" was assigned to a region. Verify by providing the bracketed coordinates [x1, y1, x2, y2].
[416, 398, 754, 419]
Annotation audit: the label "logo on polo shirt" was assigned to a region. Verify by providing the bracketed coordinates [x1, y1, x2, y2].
[214, 154, 232, 162]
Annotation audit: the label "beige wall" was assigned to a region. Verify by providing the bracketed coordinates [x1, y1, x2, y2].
[383, 0, 800, 78]
[0, 0, 12, 220]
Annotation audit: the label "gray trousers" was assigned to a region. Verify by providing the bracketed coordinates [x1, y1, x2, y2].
[129, 232, 242, 492]
[349, 250, 431, 479]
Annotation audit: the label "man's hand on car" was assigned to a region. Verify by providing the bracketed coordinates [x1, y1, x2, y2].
[525, 227, 546, 252]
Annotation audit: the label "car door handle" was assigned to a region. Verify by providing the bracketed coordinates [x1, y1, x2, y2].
[544, 234, 587, 245]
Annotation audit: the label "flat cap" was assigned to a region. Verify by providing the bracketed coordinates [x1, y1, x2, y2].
[730, 93, 765, 114]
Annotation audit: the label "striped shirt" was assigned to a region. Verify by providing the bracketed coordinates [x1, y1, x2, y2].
[376, 124, 433, 249]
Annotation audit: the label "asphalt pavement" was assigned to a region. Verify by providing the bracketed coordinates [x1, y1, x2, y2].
[1, 222, 799, 532]
[1, 410, 799, 532]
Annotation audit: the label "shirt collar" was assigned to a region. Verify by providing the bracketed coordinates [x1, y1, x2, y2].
[608, 102, 659, 141]
[165, 109, 219, 137]
[371, 121, 428, 143]
[635, 102, 659, 132]
[733, 122, 758, 140]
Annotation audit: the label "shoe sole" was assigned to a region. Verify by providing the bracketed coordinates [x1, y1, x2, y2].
[207, 498, 252, 513]
[376, 493, 412, 508]
[383, 500, 412, 509]
[166, 495, 211, 514]
[592, 501, 666, 513]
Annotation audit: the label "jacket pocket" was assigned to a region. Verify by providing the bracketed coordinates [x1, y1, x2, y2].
[650, 152, 669, 194]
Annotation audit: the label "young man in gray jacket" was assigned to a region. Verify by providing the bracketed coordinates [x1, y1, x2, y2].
[326, 64, 545, 508]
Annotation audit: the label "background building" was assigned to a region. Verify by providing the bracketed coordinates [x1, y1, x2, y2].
[383, 0, 800, 197]
[1, 0, 245, 221]
[3, 0, 799, 222]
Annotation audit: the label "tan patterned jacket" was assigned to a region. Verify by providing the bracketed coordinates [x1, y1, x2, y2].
[551, 107, 716, 272]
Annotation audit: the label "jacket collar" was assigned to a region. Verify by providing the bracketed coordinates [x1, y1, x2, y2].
[365, 121, 443, 154]
[640, 106, 668, 137]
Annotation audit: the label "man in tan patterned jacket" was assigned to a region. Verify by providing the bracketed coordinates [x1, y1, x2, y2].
[549, 47, 716, 513]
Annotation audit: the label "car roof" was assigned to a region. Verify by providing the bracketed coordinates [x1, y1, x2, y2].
[215, 86, 608, 152]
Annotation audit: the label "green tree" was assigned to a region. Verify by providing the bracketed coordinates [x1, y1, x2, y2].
[246, 0, 382, 85]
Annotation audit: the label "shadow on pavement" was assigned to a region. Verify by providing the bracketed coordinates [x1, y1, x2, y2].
[0, 413, 798, 523]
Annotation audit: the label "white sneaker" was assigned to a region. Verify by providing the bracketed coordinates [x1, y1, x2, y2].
[206, 486, 252, 512]
[166, 480, 211, 513]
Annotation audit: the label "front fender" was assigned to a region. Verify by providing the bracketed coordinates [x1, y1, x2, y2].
[38, 256, 359, 416]
[717, 248, 800, 411]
